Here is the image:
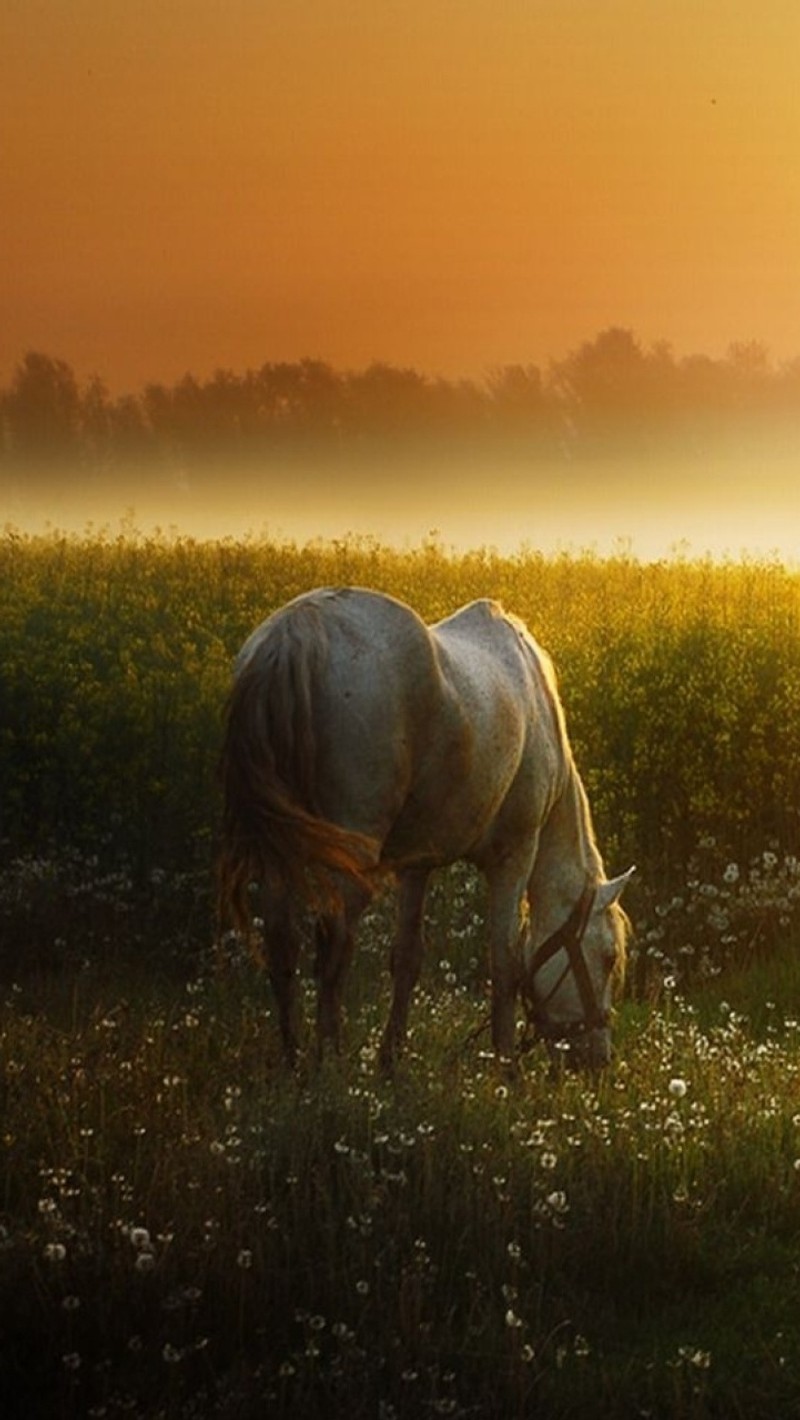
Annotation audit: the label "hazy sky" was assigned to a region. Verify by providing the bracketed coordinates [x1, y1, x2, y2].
[4, 0, 800, 393]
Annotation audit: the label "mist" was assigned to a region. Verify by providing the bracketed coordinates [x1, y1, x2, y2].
[6, 433, 800, 567]
[3, 331, 800, 563]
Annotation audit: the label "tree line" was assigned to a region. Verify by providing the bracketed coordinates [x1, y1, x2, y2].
[2, 327, 800, 480]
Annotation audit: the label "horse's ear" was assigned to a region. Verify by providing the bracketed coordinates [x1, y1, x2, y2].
[596, 866, 636, 910]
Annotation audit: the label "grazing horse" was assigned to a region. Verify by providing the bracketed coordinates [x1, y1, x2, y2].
[218, 587, 633, 1070]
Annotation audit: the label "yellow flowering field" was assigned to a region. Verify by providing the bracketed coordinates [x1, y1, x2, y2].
[2, 527, 800, 984]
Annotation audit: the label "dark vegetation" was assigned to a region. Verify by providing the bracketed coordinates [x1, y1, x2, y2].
[2, 329, 799, 491]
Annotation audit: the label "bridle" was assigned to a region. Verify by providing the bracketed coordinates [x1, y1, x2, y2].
[521, 883, 611, 1043]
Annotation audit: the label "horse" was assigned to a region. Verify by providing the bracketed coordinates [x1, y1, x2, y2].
[218, 587, 633, 1071]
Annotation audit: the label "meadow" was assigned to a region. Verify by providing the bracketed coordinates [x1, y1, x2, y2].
[2, 528, 800, 1417]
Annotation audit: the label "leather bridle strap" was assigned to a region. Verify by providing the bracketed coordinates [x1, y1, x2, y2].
[524, 883, 608, 1036]
[528, 883, 596, 977]
[566, 896, 607, 1029]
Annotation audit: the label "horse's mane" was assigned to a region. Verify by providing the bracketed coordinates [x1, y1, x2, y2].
[515, 612, 631, 980]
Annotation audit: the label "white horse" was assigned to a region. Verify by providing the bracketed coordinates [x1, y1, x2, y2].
[219, 587, 633, 1069]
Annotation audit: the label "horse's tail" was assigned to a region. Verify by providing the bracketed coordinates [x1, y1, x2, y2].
[217, 616, 380, 937]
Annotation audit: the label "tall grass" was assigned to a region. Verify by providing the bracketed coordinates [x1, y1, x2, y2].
[2, 933, 800, 1417]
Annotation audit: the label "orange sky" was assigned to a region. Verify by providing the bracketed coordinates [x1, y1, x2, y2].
[3, 0, 800, 392]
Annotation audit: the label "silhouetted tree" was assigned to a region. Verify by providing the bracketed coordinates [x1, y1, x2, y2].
[485, 363, 553, 433]
[776, 355, 800, 412]
[3, 351, 82, 467]
[552, 328, 648, 427]
[724, 341, 775, 414]
[141, 381, 182, 461]
[2, 333, 800, 486]
[107, 393, 155, 463]
[78, 375, 115, 471]
[343, 363, 436, 438]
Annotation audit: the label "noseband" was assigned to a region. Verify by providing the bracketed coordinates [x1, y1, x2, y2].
[522, 883, 610, 1042]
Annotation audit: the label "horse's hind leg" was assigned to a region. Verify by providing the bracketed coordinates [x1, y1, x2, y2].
[314, 883, 368, 1055]
[266, 897, 303, 1065]
[379, 868, 429, 1071]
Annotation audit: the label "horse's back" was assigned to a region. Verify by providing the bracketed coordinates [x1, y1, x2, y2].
[234, 587, 566, 870]
[429, 598, 568, 854]
[434, 598, 550, 679]
[432, 598, 558, 742]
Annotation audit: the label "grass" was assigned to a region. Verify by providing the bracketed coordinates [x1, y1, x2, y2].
[3, 529, 800, 1415]
[2, 875, 800, 1418]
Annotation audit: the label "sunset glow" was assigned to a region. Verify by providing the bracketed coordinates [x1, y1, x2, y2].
[3, 1, 800, 557]
[5, 0, 800, 388]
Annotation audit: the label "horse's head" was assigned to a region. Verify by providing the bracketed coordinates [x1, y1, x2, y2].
[521, 868, 635, 1071]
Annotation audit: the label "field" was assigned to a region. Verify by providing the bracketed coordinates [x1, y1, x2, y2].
[2, 529, 800, 1417]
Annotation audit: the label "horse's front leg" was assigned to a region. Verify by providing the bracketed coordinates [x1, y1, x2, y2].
[486, 867, 531, 1062]
[379, 868, 429, 1071]
[314, 882, 368, 1056]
